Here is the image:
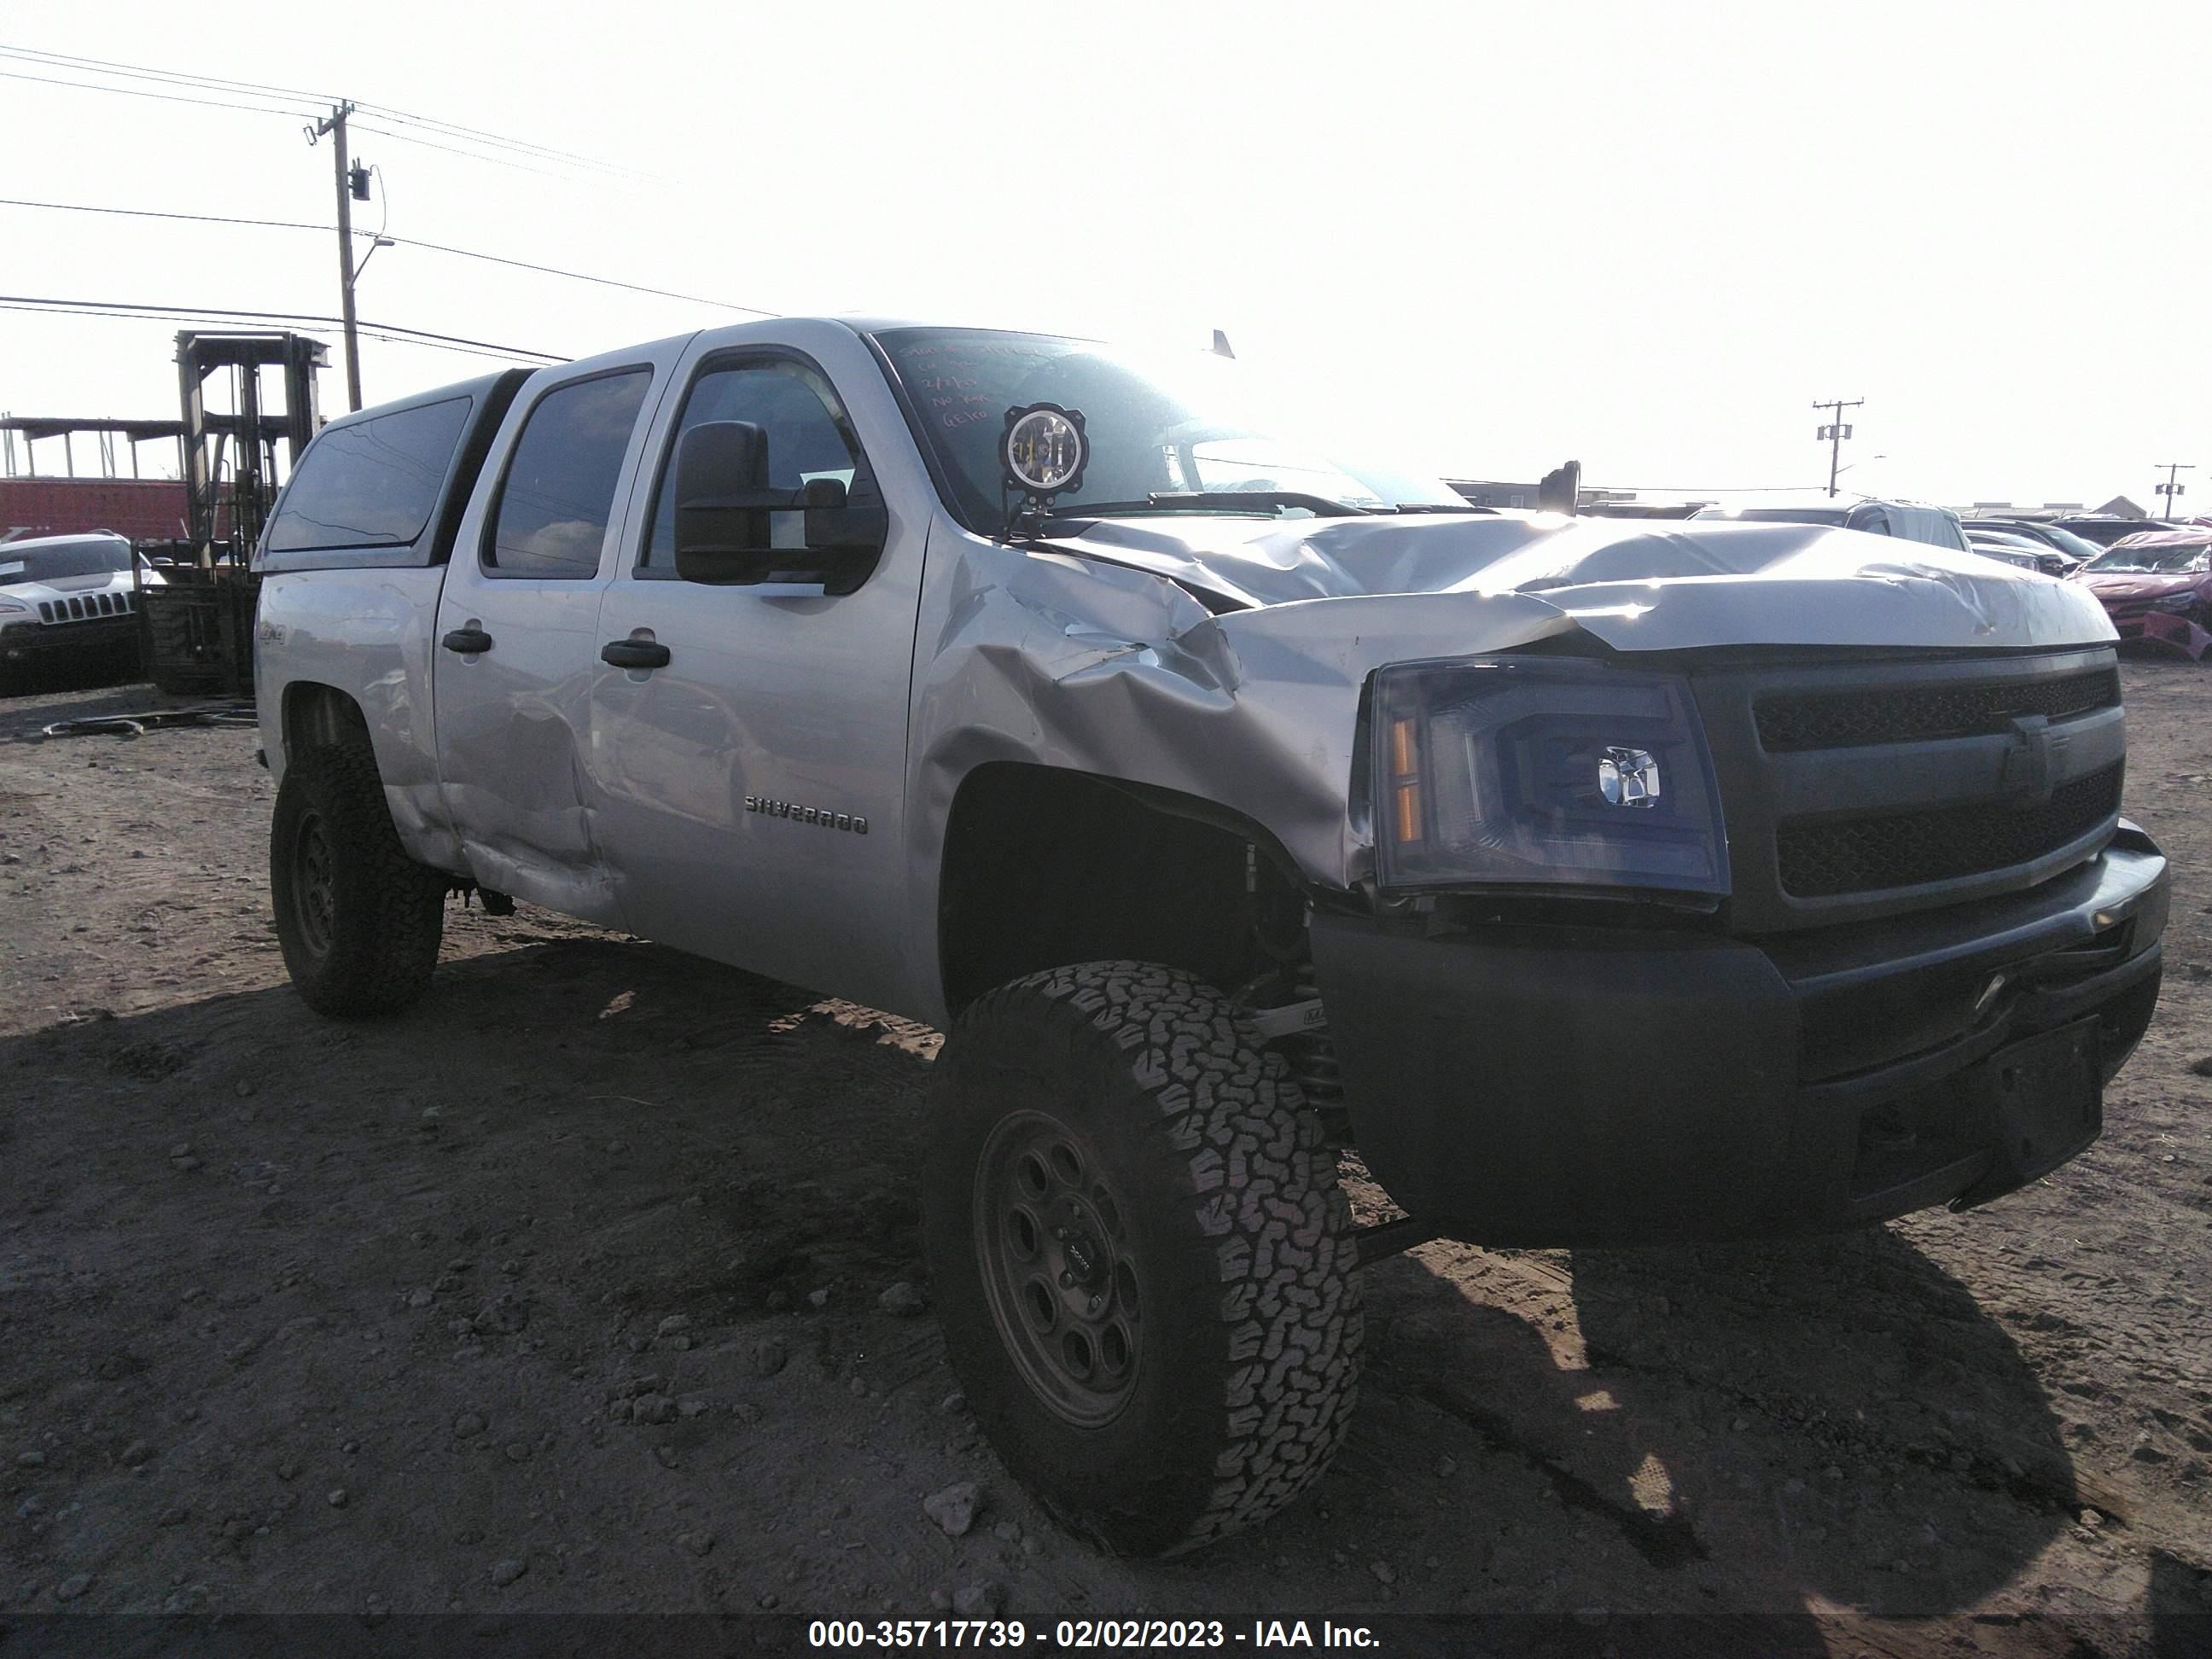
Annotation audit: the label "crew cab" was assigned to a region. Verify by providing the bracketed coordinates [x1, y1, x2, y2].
[0, 531, 157, 689]
[253, 318, 2168, 1556]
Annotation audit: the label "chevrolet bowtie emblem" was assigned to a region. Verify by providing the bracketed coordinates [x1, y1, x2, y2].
[1999, 714, 2060, 804]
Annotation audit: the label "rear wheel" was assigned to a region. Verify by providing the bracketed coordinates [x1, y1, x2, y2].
[269, 742, 447, 1016]
[924, 960, 1362, 1556]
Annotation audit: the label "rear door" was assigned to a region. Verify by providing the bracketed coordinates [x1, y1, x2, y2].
[584, 324, 928, 1011]
[432, 343, 684, 923]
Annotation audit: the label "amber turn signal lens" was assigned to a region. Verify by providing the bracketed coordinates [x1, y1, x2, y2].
[1393, 781, 1423, 844]
[1388, 718, 1422, 843]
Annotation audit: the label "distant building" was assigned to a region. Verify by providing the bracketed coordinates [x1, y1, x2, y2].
[2094, 495, 2147, 518]
[0, 477, 199, 544]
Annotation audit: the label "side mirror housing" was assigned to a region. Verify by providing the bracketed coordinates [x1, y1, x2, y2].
[672, 420, 888, 593]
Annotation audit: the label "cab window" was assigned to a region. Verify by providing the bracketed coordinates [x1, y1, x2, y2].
[484, 369, 653, 578]
[267, 396, 472, 552]
[641, 359, 866, 571]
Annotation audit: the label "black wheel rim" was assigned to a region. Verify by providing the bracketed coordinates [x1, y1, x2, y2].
[291, 810, 335, 958]
[974, 1109, 1142, 1428]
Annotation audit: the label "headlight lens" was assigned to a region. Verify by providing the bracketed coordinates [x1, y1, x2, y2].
[1371, 655, 1729, 897]
[2151, 592, 2198, 613]
[0, 601, 27, 614]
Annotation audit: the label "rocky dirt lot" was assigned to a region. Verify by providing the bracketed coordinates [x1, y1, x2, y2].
[2, 667, 2209, 1655]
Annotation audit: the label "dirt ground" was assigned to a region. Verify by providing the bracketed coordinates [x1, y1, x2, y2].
[2, 664, 2209, 1655]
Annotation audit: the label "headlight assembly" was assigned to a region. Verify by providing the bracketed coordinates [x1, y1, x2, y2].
[2151, 592, 2198, 614]
[1371, 655, 1729, 898]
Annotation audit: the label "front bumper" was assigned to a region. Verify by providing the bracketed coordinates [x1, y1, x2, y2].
[2106, 609, 2212, 661]
[1312, 826, 2168, 1245]
[1, 617, 139, 663]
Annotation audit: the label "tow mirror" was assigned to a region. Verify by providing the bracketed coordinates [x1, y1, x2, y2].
[672, 420, 888, 593]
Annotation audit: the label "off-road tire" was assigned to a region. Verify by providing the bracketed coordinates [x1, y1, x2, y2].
[269, 742, 447, 1016]
[924, 960, 1362, 1556]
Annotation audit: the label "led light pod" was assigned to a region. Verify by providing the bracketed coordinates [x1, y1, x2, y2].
[1002, 403, 1089, 500]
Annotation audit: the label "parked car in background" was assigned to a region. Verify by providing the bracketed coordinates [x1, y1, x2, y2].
[1691, 497, 1971, 551]
[2072, 527, 2212, 659]
[0, 531, 159, 691]
[1966, 527, 2071, 578]
[2046, 515, 2183, 549]
[1964, 517, 2096, 574]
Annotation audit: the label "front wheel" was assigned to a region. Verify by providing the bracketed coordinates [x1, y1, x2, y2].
[924, 961, 1363, 1556]
[269, 742, 447, 1016]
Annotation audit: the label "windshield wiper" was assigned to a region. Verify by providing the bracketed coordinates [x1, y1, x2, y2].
[1385, 503, 1492, 515]
[1043, 491, 1374, 520]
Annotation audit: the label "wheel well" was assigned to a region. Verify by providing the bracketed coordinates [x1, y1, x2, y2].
[279, 682, 370, 765]
[937, 763, 1304, 1018]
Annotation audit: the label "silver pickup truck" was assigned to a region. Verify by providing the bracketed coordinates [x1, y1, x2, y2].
[253, 317, 2168, 1556]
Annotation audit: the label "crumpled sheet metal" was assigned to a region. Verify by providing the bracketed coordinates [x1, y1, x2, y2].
[2132, 610, 2212, 661]
[908, 519, 2122, 935]
[905, 544, 1580, 918]
[1066, 513, 2118, 649]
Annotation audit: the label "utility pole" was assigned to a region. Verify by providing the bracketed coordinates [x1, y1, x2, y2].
[1813, 398, 1864, 498]
[313, 101, 363, 411]
[2155, 463, 2192, 521]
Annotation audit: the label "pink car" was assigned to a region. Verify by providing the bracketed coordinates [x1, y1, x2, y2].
[2072, 527, 2212, 659]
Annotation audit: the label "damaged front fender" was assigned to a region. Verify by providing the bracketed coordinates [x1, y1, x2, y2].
[904, 543, 1580, 943]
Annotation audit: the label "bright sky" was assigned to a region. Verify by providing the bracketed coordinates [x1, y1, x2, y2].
[3, 1, 2207, 511]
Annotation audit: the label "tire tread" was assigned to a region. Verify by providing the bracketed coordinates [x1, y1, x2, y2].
[939, 960, 1362, 1554]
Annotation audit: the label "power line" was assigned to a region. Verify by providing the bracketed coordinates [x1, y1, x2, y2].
[0, 41, 333, 106]
[0, 294, 565, 364]
[348, 104, 639, 176]
[0, 302, 544, 367]
[0, 195, 323, 234]
[387, 231, 777, 316]
[0, 195, 778, 316]
[0, 67, 320, 119]
[346, 122, 599, 183]
[0, 42, 634, 177]
[0, 64, 590, 180]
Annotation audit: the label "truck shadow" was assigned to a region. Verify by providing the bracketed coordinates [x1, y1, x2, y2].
[1330, 1226, 2079, 1621]
[0, 932, 2096, 1627]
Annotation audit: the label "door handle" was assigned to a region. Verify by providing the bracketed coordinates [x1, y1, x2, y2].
[442, 626, 494, 655]
[601, 637, 672, 671]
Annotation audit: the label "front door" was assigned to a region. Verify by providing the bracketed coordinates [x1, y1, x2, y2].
[585, 335, 926, 1011]
[432, 351, 673, 923]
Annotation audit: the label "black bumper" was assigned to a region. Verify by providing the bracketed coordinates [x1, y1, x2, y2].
[0, 618, 139, 662]
[1311, 826, 2168, 1245]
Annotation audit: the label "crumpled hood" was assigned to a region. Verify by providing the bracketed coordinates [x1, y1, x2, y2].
[1050, 513, 2116, 651]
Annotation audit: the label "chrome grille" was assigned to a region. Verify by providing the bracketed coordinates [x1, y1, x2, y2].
[35, 591, 135, 624]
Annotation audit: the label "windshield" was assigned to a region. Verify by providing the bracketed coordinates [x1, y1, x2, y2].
[2085, 544, 2212, 574]
[0, 538, 132, 583]
[871, 327, 1468, 527]
[2039, 526, 2102, 562]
